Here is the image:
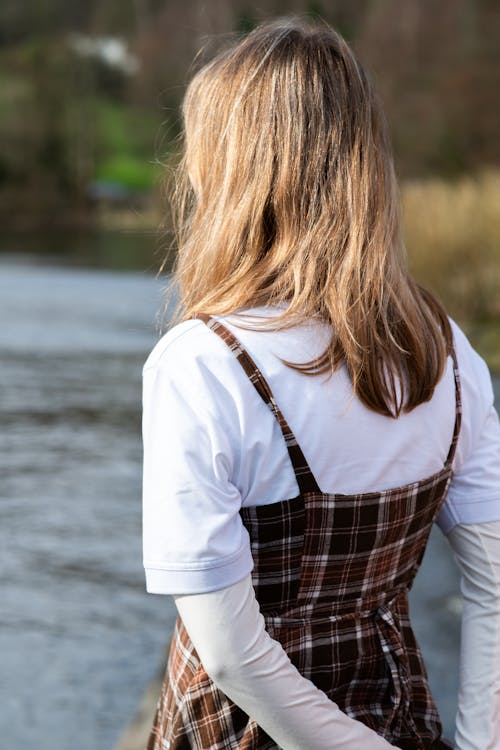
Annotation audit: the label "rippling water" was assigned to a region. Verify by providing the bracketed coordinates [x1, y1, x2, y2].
[1, 255, 498, 749]
[0, 257, 177, 750]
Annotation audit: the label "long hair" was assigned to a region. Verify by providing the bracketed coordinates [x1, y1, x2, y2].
[167, 17, 452, 417]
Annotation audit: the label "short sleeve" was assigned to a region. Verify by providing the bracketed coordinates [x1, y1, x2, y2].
[142, 324, 254, 594]
[436, 322, 500, 534]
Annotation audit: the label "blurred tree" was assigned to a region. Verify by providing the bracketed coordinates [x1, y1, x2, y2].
[0, 0, 498, 226]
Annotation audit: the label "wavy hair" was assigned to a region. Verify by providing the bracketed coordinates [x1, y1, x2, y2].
[167, 17, 452, 417]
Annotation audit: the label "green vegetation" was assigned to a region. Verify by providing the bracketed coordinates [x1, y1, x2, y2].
[95, 155, 157, 191]
[93, 100, 163, 190]
[467, 321, 500, 374]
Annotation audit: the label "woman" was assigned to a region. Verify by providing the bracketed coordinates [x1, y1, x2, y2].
[142, 18, 500, 750]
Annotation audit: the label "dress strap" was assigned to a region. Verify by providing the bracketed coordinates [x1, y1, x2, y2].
[195, 314, 321, 494]
[444, 344, 463, 468]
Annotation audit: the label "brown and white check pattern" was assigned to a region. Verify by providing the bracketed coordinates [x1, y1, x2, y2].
[147, 314, 461, 750]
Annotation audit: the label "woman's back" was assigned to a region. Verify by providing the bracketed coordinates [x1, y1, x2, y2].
[144, 309, 500, 749]
[143, 307, 498, 545]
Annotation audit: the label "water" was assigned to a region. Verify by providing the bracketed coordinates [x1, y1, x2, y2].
[1, 253, 499, 749]
[0, 256, 177, 750]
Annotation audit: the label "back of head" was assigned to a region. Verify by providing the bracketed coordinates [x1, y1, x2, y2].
[170, 17, 452, 417]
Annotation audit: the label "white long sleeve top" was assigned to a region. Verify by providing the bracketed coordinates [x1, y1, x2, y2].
[142, 307, 500, 748]
[447, 521, 500, 749]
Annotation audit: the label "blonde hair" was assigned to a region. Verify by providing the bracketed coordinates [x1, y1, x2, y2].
[167, 17, 452, 417]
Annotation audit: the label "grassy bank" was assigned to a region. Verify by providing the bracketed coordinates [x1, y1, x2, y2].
[403, 169, 500, 371]
[404, 170, 500, 319]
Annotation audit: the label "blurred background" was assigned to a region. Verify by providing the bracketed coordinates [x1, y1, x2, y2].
[1, 1, 498, 749]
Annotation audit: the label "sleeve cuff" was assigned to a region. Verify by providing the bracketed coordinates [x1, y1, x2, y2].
[436, 495, 500, 535]
[144, 541, 254, 595]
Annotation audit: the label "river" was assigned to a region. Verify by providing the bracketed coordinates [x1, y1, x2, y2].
[1, 253, 499, 749]
[0, 254, 175, 750]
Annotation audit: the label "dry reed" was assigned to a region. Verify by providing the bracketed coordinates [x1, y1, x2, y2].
[403, 169, 500, 371]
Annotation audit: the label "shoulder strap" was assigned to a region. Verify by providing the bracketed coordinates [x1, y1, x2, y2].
[195, 313, 321, 494]
[444, 345, 462, 468]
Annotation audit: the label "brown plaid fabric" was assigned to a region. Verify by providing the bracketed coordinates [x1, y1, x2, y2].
[147, 314, 461, 750]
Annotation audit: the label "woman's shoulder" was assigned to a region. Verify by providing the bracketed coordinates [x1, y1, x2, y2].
[142, 305, 311, 375]
[142, 317, 254, 416]
[143, 317, 235, 374]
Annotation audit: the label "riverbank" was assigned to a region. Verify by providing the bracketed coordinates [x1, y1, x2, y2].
[115, 674, 163, 750]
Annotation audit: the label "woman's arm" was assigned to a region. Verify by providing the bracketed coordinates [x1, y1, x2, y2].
[174, 573, 400, 750]
[446, 521, 500, 750]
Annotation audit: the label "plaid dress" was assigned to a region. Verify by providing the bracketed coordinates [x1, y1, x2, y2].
[147, 315, 461, 750]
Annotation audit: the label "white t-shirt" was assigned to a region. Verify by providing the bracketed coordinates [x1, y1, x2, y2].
[142, 307, 500, 594]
